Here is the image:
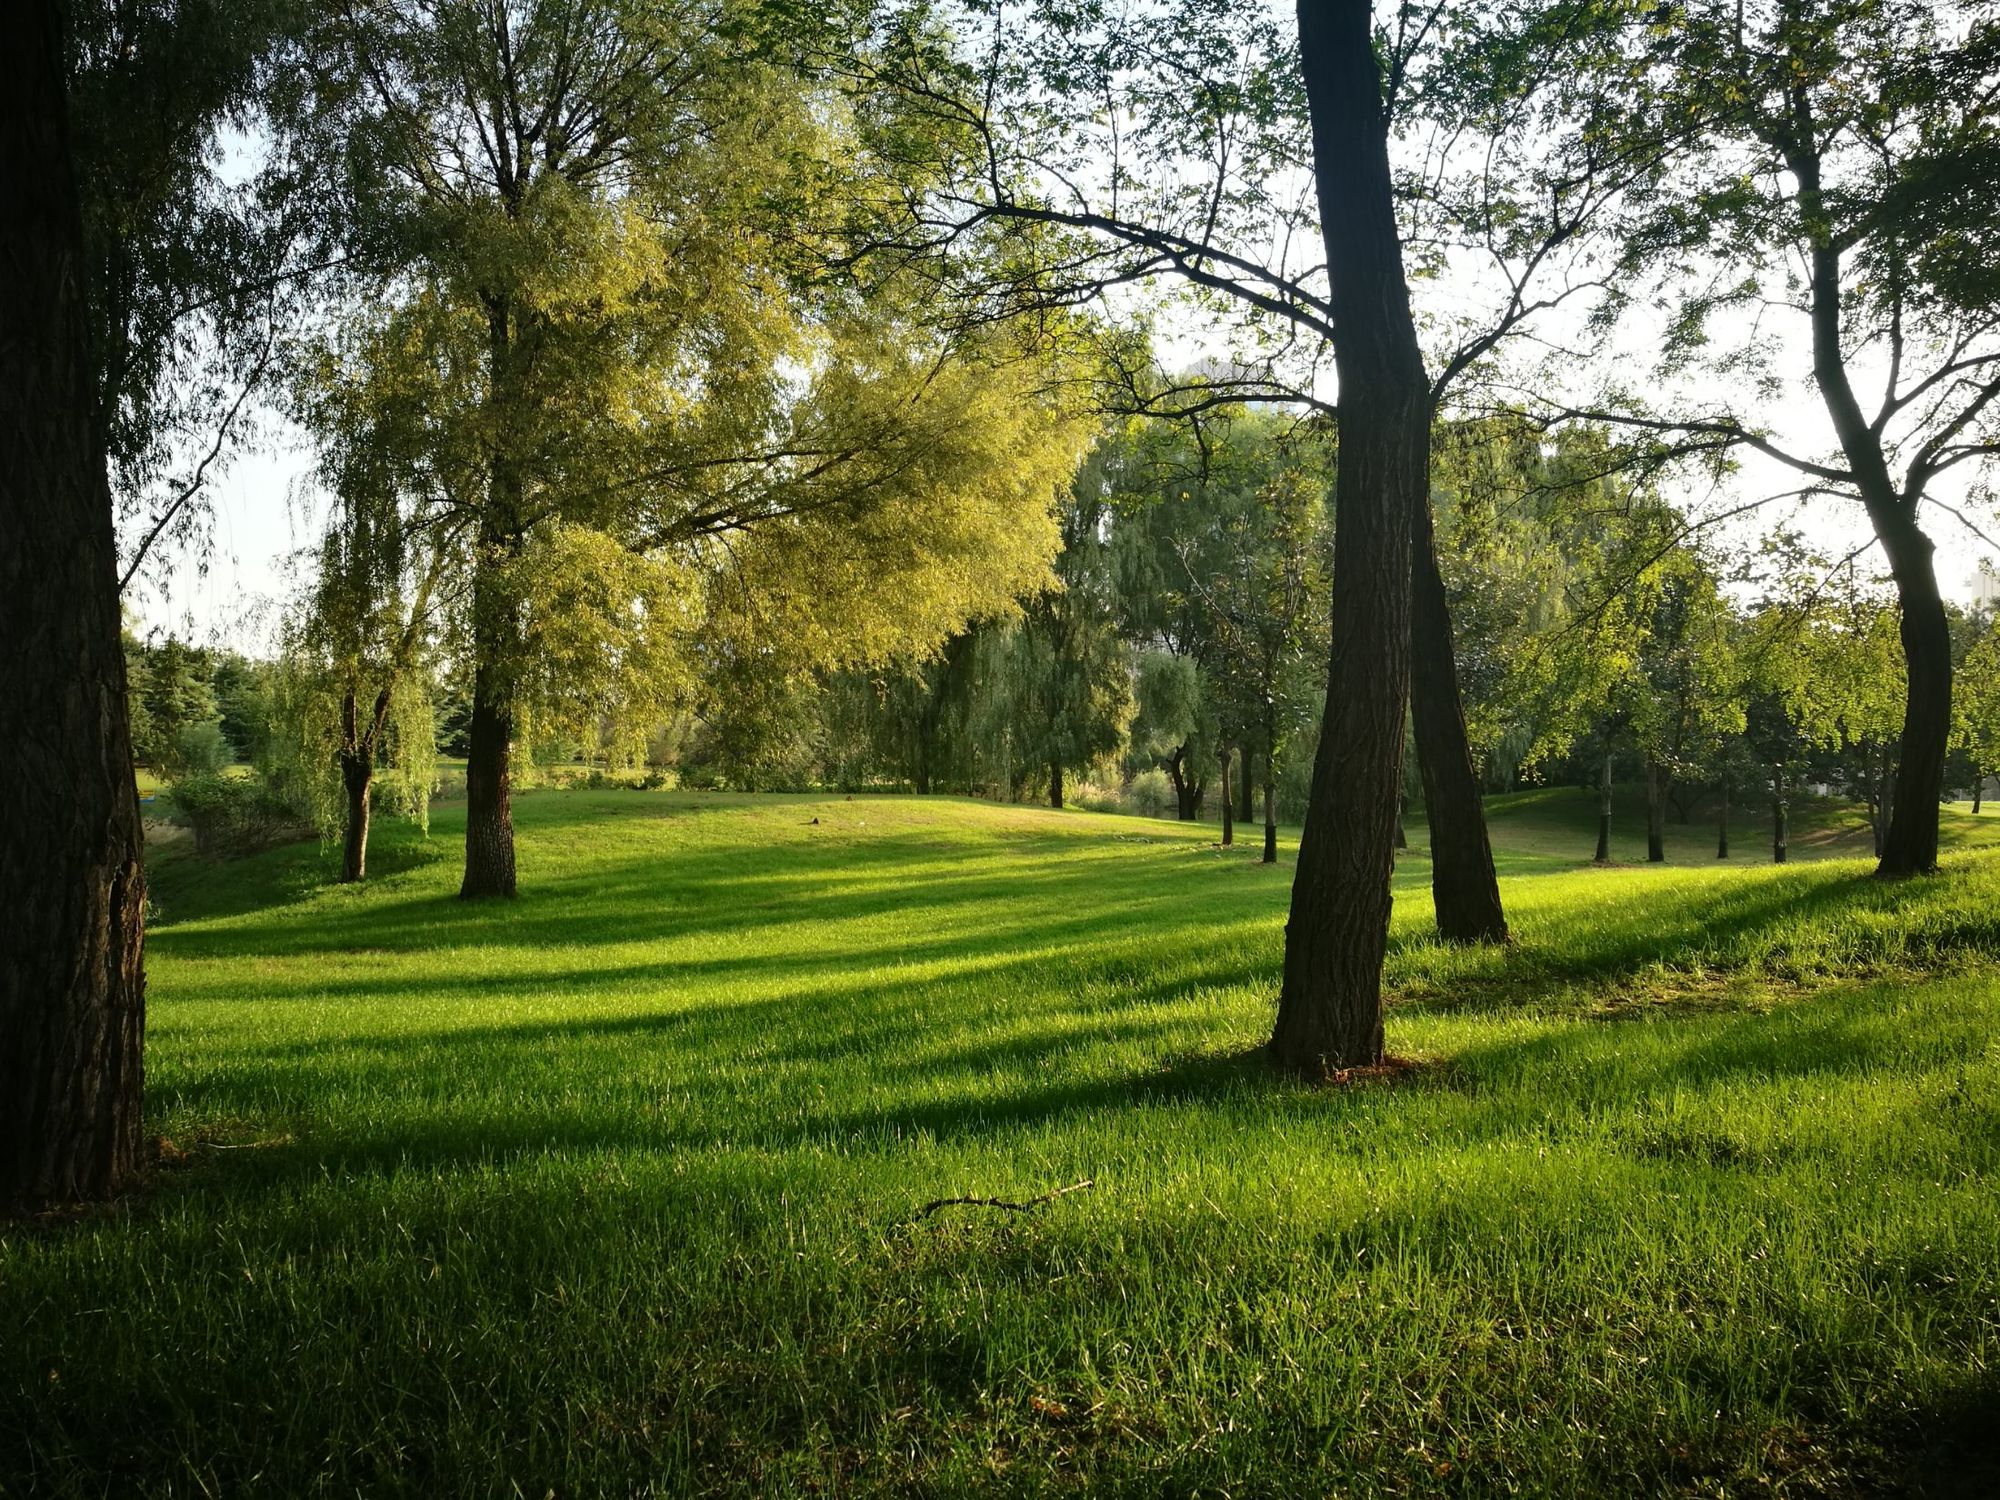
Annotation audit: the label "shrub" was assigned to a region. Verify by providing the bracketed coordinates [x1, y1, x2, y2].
[1129, 767, 1174, 818]
[1071, 779, 1126, 814]
[170, 771, 312, 857]
[174, 720, 235, 775]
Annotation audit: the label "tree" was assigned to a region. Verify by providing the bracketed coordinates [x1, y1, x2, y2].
[1, 0, 147, 1209]
[1627, 557, 1746, 863]
[1957, 618, 2000, 812]
[291, 0, 1085, 896]
[998, 447, 1135, 807]
[272, 494, 447, 883]
[1532, 0, 2000, 876]
[1266, 0, 1429, 1073]
[68, 0, 307, 597]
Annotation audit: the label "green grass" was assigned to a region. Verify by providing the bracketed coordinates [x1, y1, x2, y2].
[6, 788, 2000, 1496]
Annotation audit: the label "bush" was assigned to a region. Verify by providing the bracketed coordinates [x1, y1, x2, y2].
[170, 771, 312, 857]
[1071, 779, 1126, 814]
[174, 720, 235, 775]
[1129, 767, 1174, 818]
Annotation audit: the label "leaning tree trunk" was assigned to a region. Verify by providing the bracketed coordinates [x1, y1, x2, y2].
[0, 0, 148, 1210]
[1270, 0, 1424, 1076]
[1716, 779, 1730, 860]
[340, 752, 374, 884]
[1410, 502, 1507, 942]
[1594, 749, 1614, 863]
[1772, 763, 1789, 864]
[1645, 759, 1666, 863]
[1791, 147, 1947, 877]
[1219, 749, 1234, 846]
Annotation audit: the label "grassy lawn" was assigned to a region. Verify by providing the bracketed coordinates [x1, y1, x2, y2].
[5, 789, 2000, 1495]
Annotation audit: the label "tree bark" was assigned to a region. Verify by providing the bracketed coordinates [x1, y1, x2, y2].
[1645, 758, 1666, 863]
[1219, 749, 1234, 845]
[340, 753, 373, 883]
[1264, 763, 1278, 864]
[1594, 749, 1613, 863]
[1271, 0, 1423, 1076]
[1772, 762, 1789, 864]
[461, 297, 525, 899]
[0, 0, 148, 1210]
[1410, 502, 1507, 941]
[1049, 760, 1064, 810]
[1716, 778, 1729, 860]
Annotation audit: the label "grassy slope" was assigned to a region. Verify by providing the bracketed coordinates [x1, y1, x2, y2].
[5, 789, 2000, 1496]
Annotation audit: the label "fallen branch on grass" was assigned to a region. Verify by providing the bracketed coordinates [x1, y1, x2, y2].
[915, 1179, 1095, 1219]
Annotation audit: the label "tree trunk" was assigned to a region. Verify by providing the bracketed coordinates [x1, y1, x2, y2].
[1395, 794, 1407, 851]
[461, 296, 525, 899]
[1271, 0, 1423, 1076]
[1790, 134, 1946, 878]
[1049, 760, 1063, 810]
[1772, 763, 1789, 864]
[1410, 502, 1507, 942]
[1219, 749, 1234, 845]
[1716, 778, 1729, 860]
[1645, 758, 1666, 863]
[1237, 747, 1255, 823]
[460, 651, 517, 897]
[1264, 764, 1278, 864]
[340, 752, 373, 883]
[0, 0, 148, 1210]
[1975, 778, 1984, 815]
[1594, 749, 1613, 863]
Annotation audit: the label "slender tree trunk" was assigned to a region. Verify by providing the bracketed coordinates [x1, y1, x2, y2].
[1049, 760, 1063, 810]
[1271, 0, 1423, 1076]
[1645, 759, 1666, 863]
[1219, 749, 1234, 845]
[1264, 764, 1278, 864]
[1395, 794, 1408, 851]
[1773, 763, 1789, 864]
[1716, 779, 1730, 860]
[1237, 747, 1255, 823]
[1410, 499, 1507, 941]
[1, 0, 148, 1210]
[1594, 749, 1613, 863]
[340, 753, 373, 883]
[1976, 778, 1984, 815]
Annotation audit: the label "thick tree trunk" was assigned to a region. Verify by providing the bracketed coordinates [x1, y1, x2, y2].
[0, 0, 148, 1210]
[340, 753, 373, 883]
[1594, 750, 1613, 863]
[1049, 760, 1064, 810]
[1645, 759, 1666, 863]
[460, 650, 517, 898]
[1772, 763, 1789, 864]
[461, 297, 525, 899]
[1271, 0, 1422, 1076]
[1716, 779, 1729, 860]
[1219, 750, 1234, 845]
[1410, 503, 1507, 941]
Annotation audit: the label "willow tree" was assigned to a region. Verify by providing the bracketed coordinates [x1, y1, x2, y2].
[289, 0, 1085, 896]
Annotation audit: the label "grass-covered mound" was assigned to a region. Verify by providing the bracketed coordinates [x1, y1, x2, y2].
[5, 791, 1999, 1495]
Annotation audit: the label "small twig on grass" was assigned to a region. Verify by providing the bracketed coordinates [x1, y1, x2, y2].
[915, 1179, 1095, 1219]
